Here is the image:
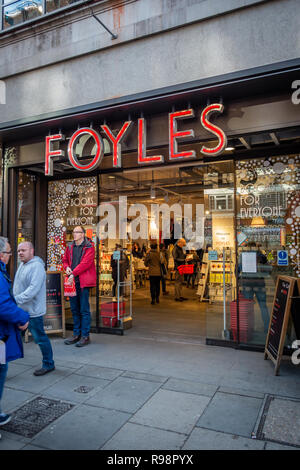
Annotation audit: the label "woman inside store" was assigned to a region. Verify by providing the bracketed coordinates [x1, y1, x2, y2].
[144, 243, 162, 305]
[132, 242, 142, 259]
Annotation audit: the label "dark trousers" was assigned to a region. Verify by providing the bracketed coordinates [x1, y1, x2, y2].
[161, 276, 166, 293]
[187, 273, 196, 288]
[69, 283, 91, 338]
[112, 277, 124, 297]
[0, 363, 8, 414]
[150, 276, 161, 301]
[29, 316, 55, 370]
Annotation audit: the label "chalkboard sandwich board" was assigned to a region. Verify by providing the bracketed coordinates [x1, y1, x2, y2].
[264, 275, 296, 375]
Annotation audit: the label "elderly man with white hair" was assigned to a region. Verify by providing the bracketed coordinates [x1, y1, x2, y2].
[13, 241, 55, 376]
[0, 236, 29, 431]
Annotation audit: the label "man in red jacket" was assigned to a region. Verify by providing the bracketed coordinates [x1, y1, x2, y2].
[62, 227, 96, 347]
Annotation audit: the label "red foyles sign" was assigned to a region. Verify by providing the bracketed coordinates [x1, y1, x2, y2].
[45, 104, 227, 175]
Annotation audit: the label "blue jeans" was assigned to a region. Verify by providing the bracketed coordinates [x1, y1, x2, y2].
[69, 285, 91, 338]
[29, 316, 55, 370]
[0, 363, 8, 414]
[242, 286, 270, 332]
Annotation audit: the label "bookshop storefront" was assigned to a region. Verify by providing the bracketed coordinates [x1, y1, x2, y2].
[1, 71, 300, 349]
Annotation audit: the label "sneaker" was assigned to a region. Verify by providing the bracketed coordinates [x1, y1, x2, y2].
[180, 297, 188, 301]
[175, 298, 183, 302]
[0, 414, 11, 426]
[64, 335, 81, 345]
[75, 337, 90, 347]
[33, 367, 55, 376]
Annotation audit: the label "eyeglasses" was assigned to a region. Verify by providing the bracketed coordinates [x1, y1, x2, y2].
[2, 251, 12, 255]
[73, 231, 84, 234]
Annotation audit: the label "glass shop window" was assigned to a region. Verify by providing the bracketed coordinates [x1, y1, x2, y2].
[17, 171, 36, 245]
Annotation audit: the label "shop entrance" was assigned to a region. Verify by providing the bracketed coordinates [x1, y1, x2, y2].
[98, 161, 236, 342]
[15, 160, 236, 341]
[13, 152, 300, 347]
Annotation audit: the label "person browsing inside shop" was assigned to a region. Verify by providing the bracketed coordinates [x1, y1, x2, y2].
[172, 238, 188, 302]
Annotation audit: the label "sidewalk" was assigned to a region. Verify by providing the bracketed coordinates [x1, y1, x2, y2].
[0, 330, 299, 451]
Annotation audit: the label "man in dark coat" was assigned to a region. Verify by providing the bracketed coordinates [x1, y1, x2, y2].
[0, 237, 29, 430]
[172, 238, 187, 301]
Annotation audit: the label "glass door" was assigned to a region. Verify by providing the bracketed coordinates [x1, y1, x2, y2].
[202, 162, 236, 341]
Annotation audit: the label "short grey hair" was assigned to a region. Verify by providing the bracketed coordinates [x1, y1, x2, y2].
[18, 241, 34, 250]
[0, 236, 9, 254]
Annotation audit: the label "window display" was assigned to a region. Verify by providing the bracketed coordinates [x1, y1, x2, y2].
[47, 177, 98, 328]
[236, 154, 300, 344]
[17, 171, 36, 246]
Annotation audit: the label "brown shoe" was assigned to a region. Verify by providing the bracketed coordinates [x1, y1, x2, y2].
[64, 335, 81, 345]
[75, 337, 90, 348]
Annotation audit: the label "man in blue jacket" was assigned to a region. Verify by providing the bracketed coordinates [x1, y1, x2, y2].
[13, 242, 55, 376]
[0, 237, 29, 429]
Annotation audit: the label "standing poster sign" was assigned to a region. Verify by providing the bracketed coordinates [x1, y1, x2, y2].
[264, 275, 297, 375]
[44, 271, 66, 337]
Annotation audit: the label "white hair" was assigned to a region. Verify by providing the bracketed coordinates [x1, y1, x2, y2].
[0, 236, 8, 253]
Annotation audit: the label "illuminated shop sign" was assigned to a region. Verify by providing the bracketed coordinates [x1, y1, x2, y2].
[45, 104, 227, 176]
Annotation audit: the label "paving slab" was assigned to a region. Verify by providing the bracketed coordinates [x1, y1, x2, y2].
[86, 376, 161, 413]
[221, 369, 300, 399]
[265, 442, 298, 450]
[162, 378, 218, 397]
[182, 427, 265, 450]
[5, 366, 74, 394]
[1, 388, 36, 414]
[30, 404, 131, 450]
[102, 422, 186, 450]
[259, 397, 300, 447]
[196, 391, 263, 438]
[76, 365, 123, 380]
[218, 386, 265, 399]
[6, 363, 35, 379]
[21, 444, 48, 450]
[130, 389, 210, 434]
[0, 436, 26, 450]
[43, 373, 111, 404]
[121, 371, 168, 383]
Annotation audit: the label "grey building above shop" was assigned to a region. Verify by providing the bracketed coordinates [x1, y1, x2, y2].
[0, 0, 300, 126]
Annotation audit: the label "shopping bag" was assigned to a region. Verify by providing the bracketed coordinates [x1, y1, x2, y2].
[177, 264, 194, 275]
[63, 275, 77, 297]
